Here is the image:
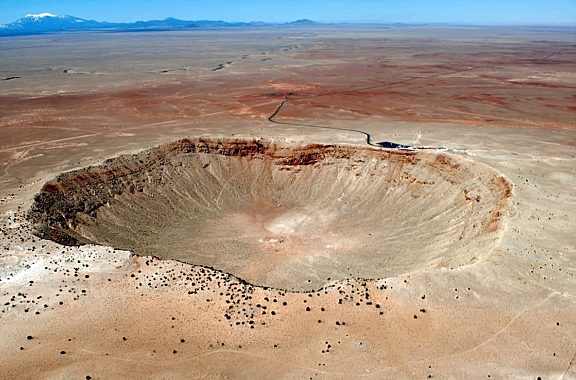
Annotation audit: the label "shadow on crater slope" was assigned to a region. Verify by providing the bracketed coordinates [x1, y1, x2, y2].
[28, 138, 511, 291]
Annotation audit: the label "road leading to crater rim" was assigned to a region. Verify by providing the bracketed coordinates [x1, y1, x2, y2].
[28, 138, 511, 291]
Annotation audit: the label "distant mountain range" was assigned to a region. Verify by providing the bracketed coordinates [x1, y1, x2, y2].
[0, 13, 320, 36]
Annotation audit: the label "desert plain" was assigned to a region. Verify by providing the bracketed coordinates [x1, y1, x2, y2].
[0, 26, 575, 379]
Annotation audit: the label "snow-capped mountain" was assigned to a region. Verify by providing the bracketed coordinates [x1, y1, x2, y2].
[0, 13, 319, 36]
[1, 13, 106, 34]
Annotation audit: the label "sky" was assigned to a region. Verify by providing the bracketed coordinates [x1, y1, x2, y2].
[1, 0, 575, 26]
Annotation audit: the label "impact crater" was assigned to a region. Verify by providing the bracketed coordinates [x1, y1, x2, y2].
[28, 138, 511, 290]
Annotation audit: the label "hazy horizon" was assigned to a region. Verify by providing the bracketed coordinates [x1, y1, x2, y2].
[1, 0, 575, 26]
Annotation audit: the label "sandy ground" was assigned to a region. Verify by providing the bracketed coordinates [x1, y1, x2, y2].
[0, 26, 575, 379]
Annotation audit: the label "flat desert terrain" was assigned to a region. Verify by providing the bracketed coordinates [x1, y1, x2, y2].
[0, 26, 575, 379]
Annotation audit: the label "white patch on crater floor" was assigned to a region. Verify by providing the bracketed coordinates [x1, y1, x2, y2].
[264, 211, 314, 235]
